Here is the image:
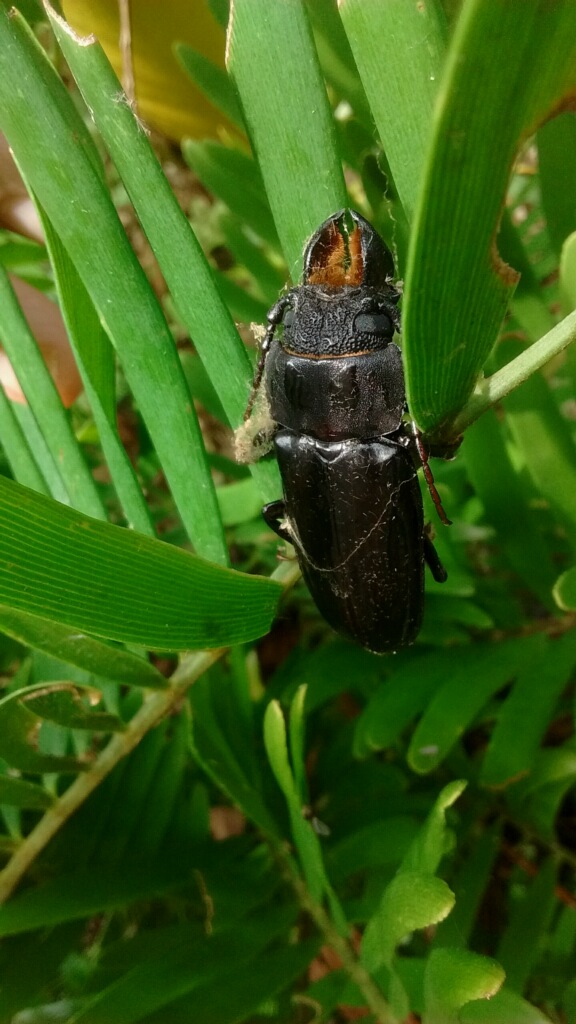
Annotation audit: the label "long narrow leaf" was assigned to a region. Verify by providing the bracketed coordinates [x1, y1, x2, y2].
[37, 210, 155, 536]
[404, 0, 576, 435]
[0, 7, 227, 562]
[0, 475, 282, 650]
[227, 0, 347, 276]
[0, 268, 105, 518]
[0, 383, 48, 494]
[48, 6, 280, 503]
[339, 0, 447, 225]
[0, 605, 166, 689]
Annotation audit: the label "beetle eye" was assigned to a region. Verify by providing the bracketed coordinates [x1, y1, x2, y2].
[283, 308, 295, 328]
[353, 312, 393, 335]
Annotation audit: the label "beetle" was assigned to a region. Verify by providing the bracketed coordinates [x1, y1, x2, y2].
[243, 209, 450, 653]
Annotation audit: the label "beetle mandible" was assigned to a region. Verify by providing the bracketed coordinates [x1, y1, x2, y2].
[243, 209, 450, 653]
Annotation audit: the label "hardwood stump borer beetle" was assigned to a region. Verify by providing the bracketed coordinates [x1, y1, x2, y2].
[242, 209, 450, 653]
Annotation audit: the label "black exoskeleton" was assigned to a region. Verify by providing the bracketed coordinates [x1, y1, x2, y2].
[244, 209, 450, 653]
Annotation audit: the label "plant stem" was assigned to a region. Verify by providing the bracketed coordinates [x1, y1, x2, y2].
[276, 846, 397, 1024]
[450, 308, 576, 437]
[0, 648, 225, 905]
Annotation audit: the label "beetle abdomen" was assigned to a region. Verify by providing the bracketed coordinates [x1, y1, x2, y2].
[274, 429, 424, 653]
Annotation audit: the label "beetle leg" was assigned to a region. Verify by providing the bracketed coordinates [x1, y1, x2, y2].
[262, 499, 293, 543]
[243, 323, 274, 423]
[408, 421, 452, 526]
[243, 295, 292, 423]
[423, 531, 448, 583]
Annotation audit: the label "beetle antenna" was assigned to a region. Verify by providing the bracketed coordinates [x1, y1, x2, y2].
[409, 422, 452, 526]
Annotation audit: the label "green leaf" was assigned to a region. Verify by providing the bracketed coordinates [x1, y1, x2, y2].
[139, 938, 321, 1024]
[353, 649, 464, 758]
[560, 230, 576, 312]
[0, 605, 166, 689]
[423, 948, 504, 1024]
[434, 826, 500, 949]
[327, 817, 419, 885]
[16, 682, 125, 731]
[463, 412, 558, 607]
[47, 7, 281, 505]
[0, 475, 281, 650]
[361, 781, 465, 1019]
[515, 746, 576, 838]
[67, 906, 297, 1024]
[218, 210, 286, 302]
[263, 700, 299, 807]
[190, 676, 279, 837]
[0, 7, 226, 561]
[403, 0, 576, 434]
[216, 477, 262, 527]
[339, 0, 447, 225]
[481, 633, 576, 788]
[175, 42, 245, 130]
[460, 988, 554, 1023]
[0, 267, 105, 519]
[263, 700, 345, 926]
[305, 0, 372, 128]
[0, 380, 49, 494]
[183, 140, 278, 248]
[0, 682, 123, 773]
[538, 112, 576, 256]
[0, 868, 189, 937]
[496, 859, 557, 994]
[408, 638, 540, 774]
[37, 211, 155, 537]
[401, 780, 466, 877]
[226, 0, 347, 273]
[362, 871, 455, 974]
[288, 684, 307, 805]
[0, 775, 53, 810]
[13, 401, 69, 504]
[554, 564, 576, 610]
[501, 341, 576, 554]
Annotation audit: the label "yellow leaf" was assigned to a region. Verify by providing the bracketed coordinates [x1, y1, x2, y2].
[62, 0, 238, 141]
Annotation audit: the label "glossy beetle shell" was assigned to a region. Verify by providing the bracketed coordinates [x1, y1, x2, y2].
[255, 209, 447, 652]
[274, 430, 424, 652]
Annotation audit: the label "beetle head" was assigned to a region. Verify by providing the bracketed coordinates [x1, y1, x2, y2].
[303, 209, 395, 289]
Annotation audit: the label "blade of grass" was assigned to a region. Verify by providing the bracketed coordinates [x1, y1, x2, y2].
[227, 0, 347, 277]
[501, 342, 576, 554]
[463, 410, 557, 608]
[0, 385, 49, 494]
[47, 5, 280, 503]
[0, 474, 282, 650]
[12, 402, 69, 504]
[538, 112, 576, 258]
[0, 605, 167, 689]
[38, 209, 155, 535]
[304, 0, 372, 130]
[339, 0, 447, 225]
[175, 42, 245, 130]
[0, 267, 106, 519]
[403, 0, 576, 436]
[0, 7, 227, 562]
[183, 139, 278, 248]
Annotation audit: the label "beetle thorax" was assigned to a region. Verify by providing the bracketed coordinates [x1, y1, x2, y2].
[281, 285, 396, 358]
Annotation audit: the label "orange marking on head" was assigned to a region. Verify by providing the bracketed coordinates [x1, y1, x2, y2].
[307, 221, 364, 286]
